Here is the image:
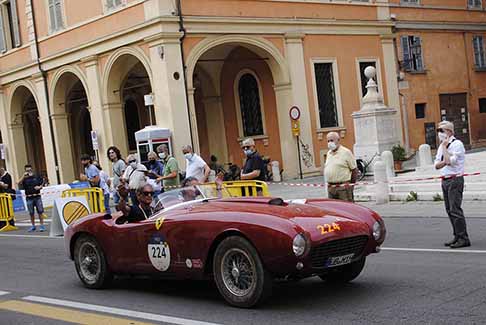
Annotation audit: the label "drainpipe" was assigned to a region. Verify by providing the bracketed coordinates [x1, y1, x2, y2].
[30, 0, 61, 184]
[176, 0, 194, 149]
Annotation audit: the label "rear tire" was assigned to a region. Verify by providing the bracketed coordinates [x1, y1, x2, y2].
[213, 236, 273, 308]
[319, 257, 366, 283]
[74, 235, 113, 289]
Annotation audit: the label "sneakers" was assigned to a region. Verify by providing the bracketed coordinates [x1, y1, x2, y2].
[28, 226, 36, 232]
[39, 225, 46, 232]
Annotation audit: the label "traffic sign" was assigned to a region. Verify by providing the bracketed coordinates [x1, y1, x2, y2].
[289, 106, 301, 120]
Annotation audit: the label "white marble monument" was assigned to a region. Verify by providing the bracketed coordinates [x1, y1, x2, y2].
[352, 66, 401, 162]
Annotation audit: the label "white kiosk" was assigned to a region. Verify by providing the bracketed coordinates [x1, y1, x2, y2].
[135, 126, 172, 164]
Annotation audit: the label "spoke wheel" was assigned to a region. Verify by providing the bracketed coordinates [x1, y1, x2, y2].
[213, 236, 272, 308]
[74, 235, 112, 289]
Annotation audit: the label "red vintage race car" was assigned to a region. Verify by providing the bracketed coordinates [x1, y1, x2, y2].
[65, 185, 386, 308]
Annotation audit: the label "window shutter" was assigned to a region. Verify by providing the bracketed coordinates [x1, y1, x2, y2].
[9, 0, 21, 47]
[0, 13, 6, 52]
[400, 36, 411, 70]
[106, 0, 115, 9]
[414, 36, 424, 71]
[473, 36, 481, 67]
[478, 36, 486, 68]
[54, 0, 64, 30]
[48, 0, 56, 31]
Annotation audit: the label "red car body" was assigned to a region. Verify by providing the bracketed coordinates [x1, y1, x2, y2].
[65, 196, 385, 280]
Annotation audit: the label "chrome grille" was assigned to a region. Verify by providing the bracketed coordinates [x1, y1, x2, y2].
[309, 235, 369, 268]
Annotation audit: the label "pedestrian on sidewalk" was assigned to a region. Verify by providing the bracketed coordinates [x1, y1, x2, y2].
[107, 146, 126, 204]
[121, 154, 147, 205]
[156, 144, 180, 191]
[240, 138, 265, 195]
[0, 167, 15, 199]
[182, 145, 210, 183]
[434, 121, 471, 249]
[93, 160, 111, 214]
[18, 164, 45, 232]
[324, 132, 358, 202]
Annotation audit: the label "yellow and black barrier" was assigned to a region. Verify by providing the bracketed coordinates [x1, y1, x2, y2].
[61, 188, 105, 213]
[0, 193, 18, 232]
[219, 180, 270, 197]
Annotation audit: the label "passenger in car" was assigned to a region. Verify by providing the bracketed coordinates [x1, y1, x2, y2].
[117, 183, 155, 223]
[180, 177, 201, 202]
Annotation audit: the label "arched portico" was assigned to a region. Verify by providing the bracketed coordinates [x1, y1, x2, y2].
[8, 84, 47, 179]
[103, 47, 154, 157]
[51, 68, 92, 182]
[186, 35, 301, 176]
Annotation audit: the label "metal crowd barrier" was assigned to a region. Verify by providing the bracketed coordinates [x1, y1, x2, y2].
[61, 188, 105, 213]
[220, 180, 270, 197]
[0, 193, 18, 232]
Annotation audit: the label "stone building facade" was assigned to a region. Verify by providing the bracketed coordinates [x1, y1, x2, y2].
[0, 0, 484, 184]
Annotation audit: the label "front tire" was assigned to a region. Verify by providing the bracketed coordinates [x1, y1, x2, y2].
[74, 235, 113, 289]
[213, 236, 272, 308]
[319, 257, 366, 283]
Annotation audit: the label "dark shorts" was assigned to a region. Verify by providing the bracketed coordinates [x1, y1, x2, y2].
[27, 196, 44, 216]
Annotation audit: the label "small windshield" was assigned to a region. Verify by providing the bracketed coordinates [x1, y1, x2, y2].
[154, 184, 232, 210]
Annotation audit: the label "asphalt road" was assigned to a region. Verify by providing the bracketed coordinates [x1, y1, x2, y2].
[1, 213, 486, 324]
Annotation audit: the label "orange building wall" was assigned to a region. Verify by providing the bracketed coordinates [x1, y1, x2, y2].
[182, 0, 377, 21]
[16, 0, 30, 45]
[0, 46, 33, 71]
[220, 47, 283, 167]
[397, 31, 486, 148]
[303, 35, 388, 167]
[66, 0, 104, 26]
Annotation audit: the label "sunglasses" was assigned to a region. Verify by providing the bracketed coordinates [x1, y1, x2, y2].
[437, 128, 444, 133]
[242, 146, 251, 150]
[128, 160, 136, 163]
[141, 191, 153, 196]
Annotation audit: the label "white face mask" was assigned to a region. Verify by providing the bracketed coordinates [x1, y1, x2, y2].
[159, 152, 167, 159]
[328, 141, 337, 151]
[184, 153, 193, 161]
[130, 162, 137, 169]
[438, 132, 448, 142]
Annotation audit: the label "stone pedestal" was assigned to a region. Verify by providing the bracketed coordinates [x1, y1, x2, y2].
[352, 66, 401, 164]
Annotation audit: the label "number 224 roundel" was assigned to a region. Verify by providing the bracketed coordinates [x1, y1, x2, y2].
[148, 234, 171, 271]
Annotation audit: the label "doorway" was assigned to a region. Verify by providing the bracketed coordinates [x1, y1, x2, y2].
[439, 93, 470, 147]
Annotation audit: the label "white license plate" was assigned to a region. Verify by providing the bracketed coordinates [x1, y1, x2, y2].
[325, 253, 355, 267]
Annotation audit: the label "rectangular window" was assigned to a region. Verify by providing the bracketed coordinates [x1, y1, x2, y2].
[473, 36, 486, 69]
[468, 0, 482, 9]
[0, 0, 20, 53]
[401, 35, 424, 72]
[359, 61, 378, 98]
[415, 103, 426, 119]
[106, 0, 123, 11]
[401, 0, 419, 4]
[48, 0, 64, 32]
[479, 98, 486, 113]
[314, 62, 339, 128]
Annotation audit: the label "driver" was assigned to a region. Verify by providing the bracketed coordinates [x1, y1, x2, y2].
[117, 183, 155, 222]
[180, 177, 201, 202]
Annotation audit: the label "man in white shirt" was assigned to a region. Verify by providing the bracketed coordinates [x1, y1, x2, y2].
[182, 145, 210, 183]
[121, 154, 147, 205]
[434, 121, 470, 249]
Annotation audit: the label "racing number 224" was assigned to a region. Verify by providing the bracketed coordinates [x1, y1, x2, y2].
[317, 223, 341, 235]
[151, 246, 167, 258]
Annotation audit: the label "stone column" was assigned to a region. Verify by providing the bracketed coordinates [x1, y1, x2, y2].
[374, 159, 389, 204]
[103, 103, 129, 157]
[0, 89, 17, 178]
[187, 87, 200, 155]
[203, 96, 228, 162]
[50, 113, 76, 183]
[284, 33, 318, 176]
[274, 84, 299, 179]
[146, 34, 192, 166]
[7, 123, 26, 180]
[83, 56, 111, 170]
[33, 74, 59, 184]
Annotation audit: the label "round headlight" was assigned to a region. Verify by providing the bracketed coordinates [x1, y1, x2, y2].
[293, 234, 307, 257]
[373, 221, 382, 240]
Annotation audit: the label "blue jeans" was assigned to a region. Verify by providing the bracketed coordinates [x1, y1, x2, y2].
[104, 193, 111, 214]
[113, 191, 121, 204]
[27, 196, 44, 216]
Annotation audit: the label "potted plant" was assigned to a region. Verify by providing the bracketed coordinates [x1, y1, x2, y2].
[391, 144, 406, 171]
